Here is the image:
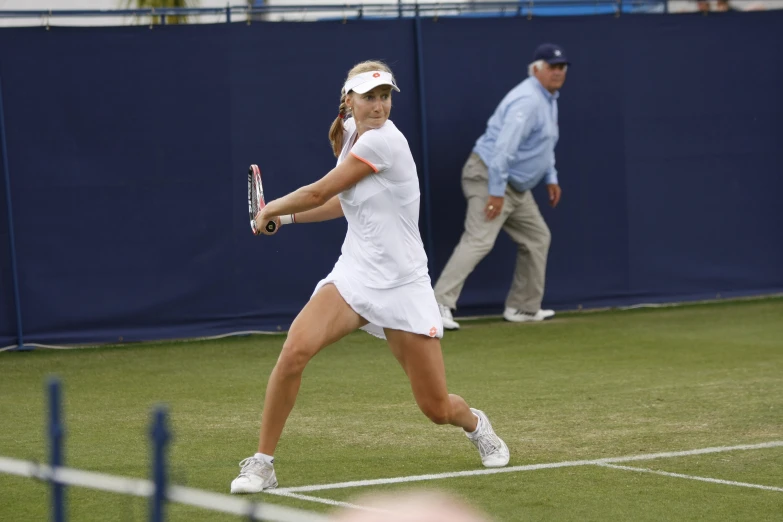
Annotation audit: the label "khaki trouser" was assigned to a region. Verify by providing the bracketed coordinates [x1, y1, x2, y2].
[433, 153, 551, 313]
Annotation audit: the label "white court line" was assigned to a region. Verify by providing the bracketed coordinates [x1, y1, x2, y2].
[275, 441, 783, 493]
[598, 463, 783, 493]
[269, 490, 388, 513]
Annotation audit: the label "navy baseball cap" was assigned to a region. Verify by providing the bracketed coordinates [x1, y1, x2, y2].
[533, 43, 570, 65]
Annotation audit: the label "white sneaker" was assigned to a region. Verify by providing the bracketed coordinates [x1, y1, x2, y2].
[439, 304, 460, 330]
[466, 408, 510, 468]
[503, 308, 555, 322]
[230, 456, 278, 494]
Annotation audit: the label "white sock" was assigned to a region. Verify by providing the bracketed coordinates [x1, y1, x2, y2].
[254, 452, 274, 465]
[466, 413, 482, 437]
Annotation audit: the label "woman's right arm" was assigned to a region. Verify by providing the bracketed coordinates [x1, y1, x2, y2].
[257, 154, 374, 231]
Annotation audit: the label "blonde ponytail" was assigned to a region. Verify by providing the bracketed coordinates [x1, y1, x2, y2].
[328, 91, 349, 158]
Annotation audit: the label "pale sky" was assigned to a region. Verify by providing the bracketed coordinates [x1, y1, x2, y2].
[0, 0, 437, 25]
[0, 0, 779, 25]
[0, 0, 241, 26]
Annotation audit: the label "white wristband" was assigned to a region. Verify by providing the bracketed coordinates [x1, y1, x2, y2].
[280, 214, 295, 225]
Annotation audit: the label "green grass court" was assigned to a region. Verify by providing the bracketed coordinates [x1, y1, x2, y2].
[2, 297, 782, 521]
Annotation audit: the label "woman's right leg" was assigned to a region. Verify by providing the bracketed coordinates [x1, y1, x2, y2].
[231, 283, 366, 494]
[258, 283, 367, 455]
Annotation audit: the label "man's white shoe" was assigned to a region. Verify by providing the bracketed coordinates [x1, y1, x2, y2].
[466, 408, 510, 468]
[439, 304, 460, 330]
[230, 457, 278, 494]
[503, 308, 555, 322]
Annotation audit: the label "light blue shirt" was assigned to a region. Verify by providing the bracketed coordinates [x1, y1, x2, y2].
[473, 76, 560, 197]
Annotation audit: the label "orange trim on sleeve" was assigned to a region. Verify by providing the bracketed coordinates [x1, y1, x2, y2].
[350, 151, 379, 173]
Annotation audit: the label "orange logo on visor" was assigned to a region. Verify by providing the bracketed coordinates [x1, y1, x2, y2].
[373, 72, 381, 78]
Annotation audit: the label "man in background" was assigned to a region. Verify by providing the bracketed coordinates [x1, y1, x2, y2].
[434, 43, 569, 330]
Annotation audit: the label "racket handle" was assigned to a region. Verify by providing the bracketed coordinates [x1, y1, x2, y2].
[251, 219, 277, 234]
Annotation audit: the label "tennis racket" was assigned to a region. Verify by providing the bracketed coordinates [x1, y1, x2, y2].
[247, 164, 277, 235]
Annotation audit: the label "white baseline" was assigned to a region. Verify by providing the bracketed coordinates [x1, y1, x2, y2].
[268, 441, 783, 494]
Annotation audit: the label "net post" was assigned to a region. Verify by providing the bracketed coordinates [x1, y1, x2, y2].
[149, 406, 171, 522]
[48, 377, 66, 522]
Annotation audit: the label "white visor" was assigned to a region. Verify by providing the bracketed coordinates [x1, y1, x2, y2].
[343, 70, 400, 94]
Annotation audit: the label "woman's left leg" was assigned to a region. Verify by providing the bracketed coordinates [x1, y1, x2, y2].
[384, 329, 509, 467]
[384, 329, 477, 430]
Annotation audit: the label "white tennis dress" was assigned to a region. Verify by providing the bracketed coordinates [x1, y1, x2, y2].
[312, 118, 443, 340]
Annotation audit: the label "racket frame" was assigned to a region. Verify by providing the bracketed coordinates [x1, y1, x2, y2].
[248, 164, 277, 234]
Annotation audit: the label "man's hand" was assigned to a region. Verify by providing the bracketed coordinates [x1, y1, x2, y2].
[547, 184, 562, 208]
[484, 196, 504, 220]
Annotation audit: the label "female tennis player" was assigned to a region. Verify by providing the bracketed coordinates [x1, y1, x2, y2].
[231, 60, 509, 494]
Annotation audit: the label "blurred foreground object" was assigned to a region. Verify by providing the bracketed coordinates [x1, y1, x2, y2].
[329, 490, 493, 522]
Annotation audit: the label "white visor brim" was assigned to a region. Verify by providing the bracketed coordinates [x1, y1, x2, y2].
[343, 70, 400, 94]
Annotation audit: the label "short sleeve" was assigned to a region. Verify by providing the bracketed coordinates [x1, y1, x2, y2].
[350, 129, 392, 173]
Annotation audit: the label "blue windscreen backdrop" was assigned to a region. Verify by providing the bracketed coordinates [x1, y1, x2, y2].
[0, 12, 781, 347]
